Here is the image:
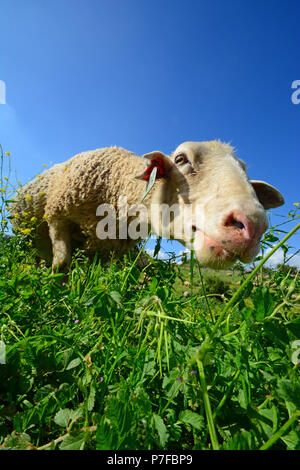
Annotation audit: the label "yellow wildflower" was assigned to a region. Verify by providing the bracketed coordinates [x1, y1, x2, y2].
[36, 174, 42, 179]
[30, 216, 37, 222]
[39, 191, 45, 196]
[14, 212, 20, 218]
[1, 220, 7, 223]
[3, 177, 8, 181]
[293, 202, 299, 207]
[5, 152, 10, 156]
[0, 188, 6, 192]
[42, 164, 47, 167]
[25, 195, 32, 201]
[21, 228, 31, 234]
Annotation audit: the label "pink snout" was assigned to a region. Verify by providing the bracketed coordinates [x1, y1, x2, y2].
[222, 212, 268, 253]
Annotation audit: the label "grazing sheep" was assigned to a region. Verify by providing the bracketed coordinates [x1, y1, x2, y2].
[10, 141, 284, 271]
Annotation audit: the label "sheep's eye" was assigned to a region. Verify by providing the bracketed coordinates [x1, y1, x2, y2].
[175, 153, 188, 165]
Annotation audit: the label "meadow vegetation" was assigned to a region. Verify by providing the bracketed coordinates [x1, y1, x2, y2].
[0, 147, 299, 450]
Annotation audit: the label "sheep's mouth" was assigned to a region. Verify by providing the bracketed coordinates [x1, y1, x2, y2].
[189, 227, 235, 258]
[191, 226, 259, 264]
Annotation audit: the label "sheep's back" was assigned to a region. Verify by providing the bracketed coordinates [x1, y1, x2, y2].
[45, 147, 145, 220]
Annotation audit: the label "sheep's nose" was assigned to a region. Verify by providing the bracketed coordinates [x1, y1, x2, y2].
[223, 212, 267, 241]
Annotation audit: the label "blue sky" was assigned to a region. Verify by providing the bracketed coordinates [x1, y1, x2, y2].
[1, 0, 299, 263]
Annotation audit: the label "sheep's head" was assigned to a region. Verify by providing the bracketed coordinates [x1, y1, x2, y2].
[137, 141, 284, 269]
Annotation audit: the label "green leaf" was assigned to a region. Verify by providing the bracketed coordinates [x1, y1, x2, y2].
[54, 409, 72, 428]
[267, 347, 282, 362]
[222, 430, 255, 450]
[264, 233, 279, 243]
[263, 321, 289, 344]
[54, 407, 82, 429]
[2, 431, 34, 450]
[149, 277, 158, 293]
[45, 272, 66, 280]
[178, 410, 204, 431]
[87, 386, 96, 412]
[83, 294, 100, 307]
[157, 286, 169, 302]
[70, 407, 83, 422]
[277, 380, 300, 409]
[96, 420, 118, 450]
[258, 408, 277, 438]
[110, 290, 122, 303]
[281, 430, 300, 449]
[238, 388, 248, 409]
[163, 370, 182, 398]
[61, 348, 74, 368]
[153, 414, 168, 447]
[132, 388, 152, 416]
[141, 166, 157, 201]
[285, 318, 300, 337]
[66, 357, 81, 370]
[59, 431, 88, 450]
[253, 287, 274, 321]
[142, 350, 156, 376]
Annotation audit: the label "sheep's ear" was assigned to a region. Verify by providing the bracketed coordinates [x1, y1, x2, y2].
[251, 180, 285, 209]
[135, 151, 174, 181]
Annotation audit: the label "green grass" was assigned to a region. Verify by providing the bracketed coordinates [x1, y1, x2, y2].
[0, 148, 300, 450]
[0, 229, 299, 450]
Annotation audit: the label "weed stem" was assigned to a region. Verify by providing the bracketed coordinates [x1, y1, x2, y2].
[260, 411, 300, 450]
[196, 357, 219, 450]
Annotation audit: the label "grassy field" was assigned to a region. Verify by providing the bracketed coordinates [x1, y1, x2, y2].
[0, 149, 299, 450]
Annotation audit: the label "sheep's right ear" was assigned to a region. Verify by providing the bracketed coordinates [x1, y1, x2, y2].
[251, 180, 285, 209]
[135, 151, 174, 181]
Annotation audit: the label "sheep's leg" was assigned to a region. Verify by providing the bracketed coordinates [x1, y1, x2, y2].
[48, 219, 72, 272]
[35, 221, 53, 266]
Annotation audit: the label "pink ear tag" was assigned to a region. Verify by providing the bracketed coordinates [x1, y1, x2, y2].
[141, 166, 157, 202]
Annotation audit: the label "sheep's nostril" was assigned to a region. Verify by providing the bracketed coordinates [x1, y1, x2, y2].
[224, 212, 257, 241]
[224, 214, 245, 230]
[232, 219, 244, 230]
[192, 225, 197, 232]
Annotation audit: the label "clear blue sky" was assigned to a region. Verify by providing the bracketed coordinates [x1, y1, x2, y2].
[1, 0, 299, 261]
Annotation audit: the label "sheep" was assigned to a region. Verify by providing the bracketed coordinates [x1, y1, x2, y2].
[10, 141, 284, 271]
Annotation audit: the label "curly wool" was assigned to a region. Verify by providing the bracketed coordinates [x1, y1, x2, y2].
[10, 147, 147, 261]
